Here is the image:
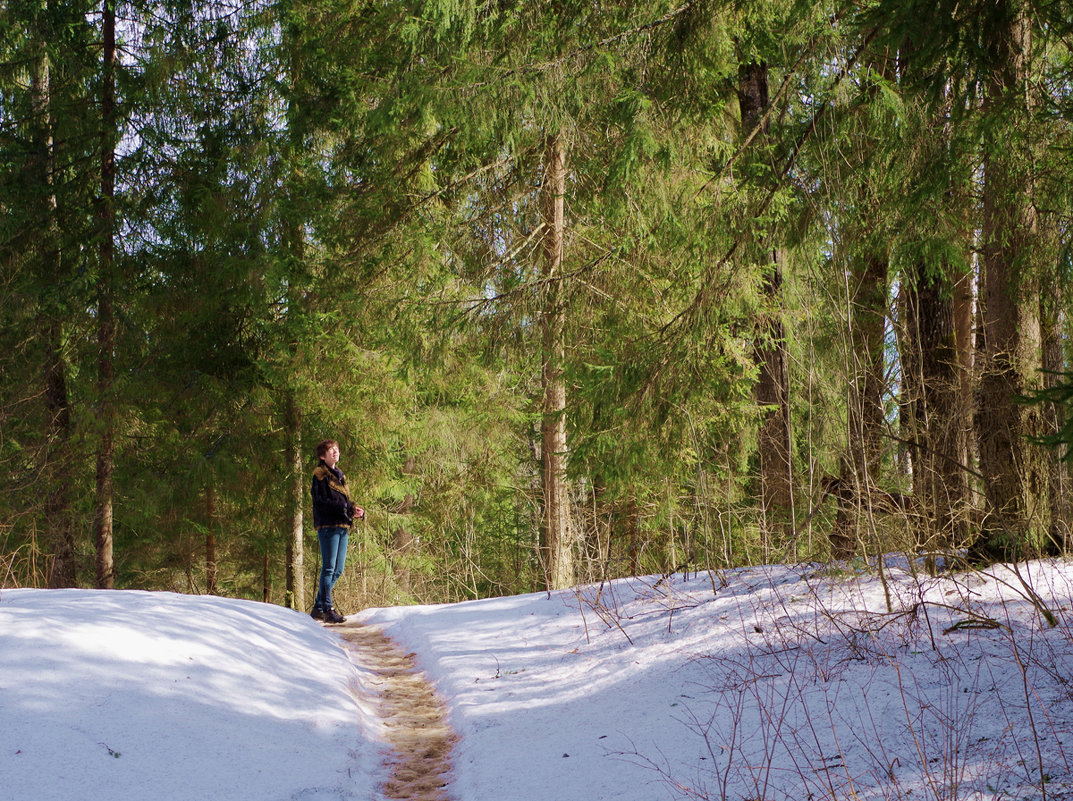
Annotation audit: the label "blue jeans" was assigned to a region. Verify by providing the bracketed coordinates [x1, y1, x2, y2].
[314, 526, 349, 612]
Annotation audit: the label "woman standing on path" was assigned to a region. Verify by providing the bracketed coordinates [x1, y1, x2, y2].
[311, 439, 364, 624]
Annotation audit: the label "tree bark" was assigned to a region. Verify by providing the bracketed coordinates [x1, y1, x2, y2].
[953, 263, 974, 478]
[835, 44, 896, 560]
[850, 254, 888, 490]
[904, 262, 968, 559]
[976, 2, 1047, 558]
[540, 132, 576, 590]
[835, 252, 889, 559]
[95, 0, 117, 589]
[738, 60, 793, 550]
[282, 20, 308, 609]
[31, 10, 76, 588]
[44, 322, 75, 589]
[285, 394, 304, 609]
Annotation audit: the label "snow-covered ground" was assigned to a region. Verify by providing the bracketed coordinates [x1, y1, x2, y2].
[4, 559, 1073, 801]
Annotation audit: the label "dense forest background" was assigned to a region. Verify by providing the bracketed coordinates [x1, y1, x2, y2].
[4, 0, 1073, 611]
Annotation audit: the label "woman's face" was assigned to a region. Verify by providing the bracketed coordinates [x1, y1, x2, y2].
[324, 443, 340, 467]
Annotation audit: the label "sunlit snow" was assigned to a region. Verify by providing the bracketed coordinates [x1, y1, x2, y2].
[4, 559, 1073, 801]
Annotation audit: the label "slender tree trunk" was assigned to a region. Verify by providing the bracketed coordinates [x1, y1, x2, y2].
[31, 11, 76, 588]
[44, 323, 75, 588]
[754, 257, 792, 545]
[527, 427, 543, 592]
[835, 252, 889, 559]
[835, 46, 896, 560]
[540, 132, 575, 589]
[94, 0, 117, 589]
[977, 3, 1047, 558]
[281, 20, 308, 609]
[895, 283, 913, 484]
[904, 262, 967, 559]
[285, 394, 304, 609]
[953, 260, 975, 498]
[263, 553, 271, 603]
[738, 60, 793, 549]
[851, 254, 888, 489]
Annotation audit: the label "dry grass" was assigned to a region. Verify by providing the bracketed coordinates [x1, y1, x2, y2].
[337, 622, 457, 801]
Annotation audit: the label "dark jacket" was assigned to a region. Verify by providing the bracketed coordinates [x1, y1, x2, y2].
[311, 460, 354, 530]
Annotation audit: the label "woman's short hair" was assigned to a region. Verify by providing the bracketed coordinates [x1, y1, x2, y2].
[315, 439, 339, 459]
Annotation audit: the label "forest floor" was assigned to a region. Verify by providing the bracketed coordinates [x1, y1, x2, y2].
[335, 621, 457, 801]
[9, 563, 1073, 801]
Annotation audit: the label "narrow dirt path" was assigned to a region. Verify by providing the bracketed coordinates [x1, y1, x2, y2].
[335, 622, 457, 801]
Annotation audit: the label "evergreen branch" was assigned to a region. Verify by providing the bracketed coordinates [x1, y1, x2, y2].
[339, 135, 513, 266]
[468, 4, 694, 89]
[554, 3, 694, 68]
[450, 258, 603, 313]
[627, 27, 882, 407]
[655, 26, 881, 349]
[479, 221, 548, 282]
[686, 42, 816, 206]
[443, 227, 625, 312]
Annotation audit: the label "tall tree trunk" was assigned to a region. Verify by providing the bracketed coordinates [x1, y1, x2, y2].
[738, 60, 793, 550]
[95, 0, 117, 589]
[31, 10, 76, 588]
[904, 262, 967, 560]
[44, 322, 75, 588]
[540, 132, 575, 590]
[977, 3, 1047, 558]
[285, 394, 304, 609]
[851, 254, 888, 492]
[834, 45, 896, 560]
[282, 18, 307, 609]
[834, 252, 889, 559]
